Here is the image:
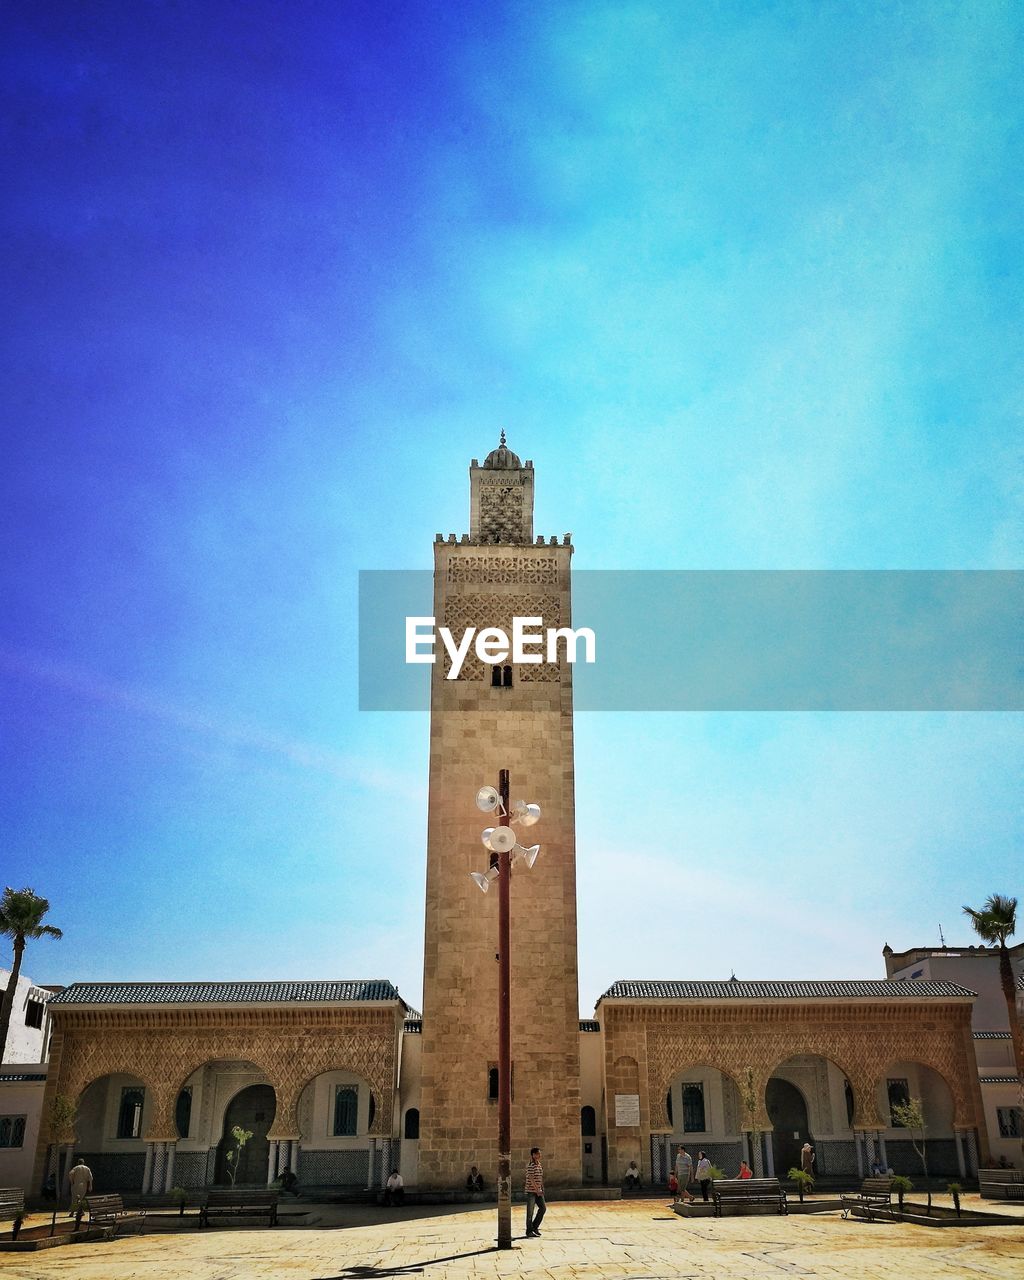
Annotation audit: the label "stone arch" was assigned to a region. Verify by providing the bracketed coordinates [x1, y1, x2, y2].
[874, 1059, 959, 1132]
[292, 1064, 380, 1144]
[74, 1071, 150, 1147]
[764, 1050, 864, 1132]
[662, 1062, 745, 1138]
[646, 1036, 767, 1131]
[870, 1052, 970, 1129]
[266, 1033, 396, 1138]
[144, 1050, 276, 1143]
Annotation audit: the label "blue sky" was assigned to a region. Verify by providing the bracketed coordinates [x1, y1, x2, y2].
[2, 1, 1021, 1014]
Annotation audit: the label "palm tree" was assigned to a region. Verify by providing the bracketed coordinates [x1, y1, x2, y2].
[963, 894, 1024, 1164]
[0, 887, 63, 1068]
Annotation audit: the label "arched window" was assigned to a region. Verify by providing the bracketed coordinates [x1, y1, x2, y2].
[491, 665, 502, 687]
[175, 1088, 192, 1139]
[502, 665, 513, 687]
[404, 1108, 420, 1139]
[333, 1086, 358, 1136]
[580, 1106, 596, 1137]
[117, 1088, 145, 1139]
[488, 1067, 499, 1100]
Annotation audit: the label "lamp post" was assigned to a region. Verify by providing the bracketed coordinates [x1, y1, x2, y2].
[471, 771, 541, 1250]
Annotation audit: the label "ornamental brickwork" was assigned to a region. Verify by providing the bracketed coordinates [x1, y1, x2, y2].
[601, 999, 988, 1178]
[33, 1005, 402, 1189]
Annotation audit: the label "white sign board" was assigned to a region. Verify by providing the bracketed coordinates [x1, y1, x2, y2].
[615, 1093, 641, 1127]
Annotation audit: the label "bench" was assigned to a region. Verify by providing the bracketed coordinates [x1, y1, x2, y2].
[712, 1177, 787, 1216]
[85, 1193, 147, 1233]
[840, 1177, 894, 1219]
[979, 1169, 1024, 1200]
[199, 1189, 278, 1228]
[0, 1188, 25, 1240]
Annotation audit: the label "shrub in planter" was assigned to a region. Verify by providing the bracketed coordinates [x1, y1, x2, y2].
[787, 1168, 814, 1202]
[890, 1175, 913, 1209]
[947, 1182, 962, 1217]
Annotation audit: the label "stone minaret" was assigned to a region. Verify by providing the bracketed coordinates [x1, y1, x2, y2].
[417, 434, 581, 1187]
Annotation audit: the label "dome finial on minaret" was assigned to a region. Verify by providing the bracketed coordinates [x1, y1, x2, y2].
[482, 431, 521, 470]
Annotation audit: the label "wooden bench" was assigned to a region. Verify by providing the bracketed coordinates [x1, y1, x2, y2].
[712, 1177, 787, 1216]
[840, 1177, 894, 1219]
[85, 1193, 147, 1233]
[0, 1188, 25, 1240]
[979, 1169, 1024, 1200]
[199, 1189, 278, 1228]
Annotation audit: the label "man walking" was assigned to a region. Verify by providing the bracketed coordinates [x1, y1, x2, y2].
[674, 1145, 695, 1204]
[525, 1147, 545, 1238]
[68, 1157, 93, 1212]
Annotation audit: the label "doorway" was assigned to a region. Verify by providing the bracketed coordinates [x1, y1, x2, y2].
[214, 1084, 276, 1185]
[766, 1077, 810, 1178]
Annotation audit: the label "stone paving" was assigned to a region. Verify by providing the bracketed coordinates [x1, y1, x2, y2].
[2, 1195, 1023, 1280]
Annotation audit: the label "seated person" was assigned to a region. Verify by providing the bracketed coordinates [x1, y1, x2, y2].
[623, 1160, 642, 1188]
[383, 1168, 404, 1206]
[279, 1167, 298, 1194]
[870, 1160, 883, 1176]
[466, 1165, 485, 1192]
[737, 1161, 753, 1180]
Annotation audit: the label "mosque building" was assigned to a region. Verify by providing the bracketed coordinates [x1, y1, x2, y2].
[29, 438, 989, 1194]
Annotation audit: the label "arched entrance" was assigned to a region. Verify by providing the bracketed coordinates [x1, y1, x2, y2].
[766, 1077, 809, 1179]
[214, 1084, 276, 1185]
[73, 1073, 149, 1193]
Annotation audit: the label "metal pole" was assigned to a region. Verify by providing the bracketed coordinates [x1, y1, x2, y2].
[497, 767, 512, 1249]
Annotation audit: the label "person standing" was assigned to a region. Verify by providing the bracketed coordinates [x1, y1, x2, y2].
[525, 1147, 545, 1237]
[800, 1143, 815, 1178]
[383, 1168, 404, 1206]
[68, 1157, 93, 1212]
[695, 1151, 712, 1202]
[674, 1146, 695, 1203]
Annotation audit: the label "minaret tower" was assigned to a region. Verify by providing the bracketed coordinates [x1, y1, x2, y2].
[417, 434, 581, 1187]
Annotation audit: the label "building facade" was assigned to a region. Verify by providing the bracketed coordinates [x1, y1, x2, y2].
[0, 968, 57, 1191]
[27, 438, 994, 1193]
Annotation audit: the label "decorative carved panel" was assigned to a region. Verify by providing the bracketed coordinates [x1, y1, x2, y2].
[478, 484, 523, 544]
[441, 592, 561, 682]
[45, 1009, 399, 1143]
[447, 557, 558, 585]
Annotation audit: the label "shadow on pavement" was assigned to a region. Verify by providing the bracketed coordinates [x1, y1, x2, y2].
[315, 1244, 500, 1276]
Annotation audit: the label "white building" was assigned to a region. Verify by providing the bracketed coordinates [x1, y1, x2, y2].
[0, 967, 58, 1191]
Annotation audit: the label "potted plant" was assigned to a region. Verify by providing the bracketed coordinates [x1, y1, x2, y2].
[947, 1181, 962, 1217]
[787, 1168, 814, 1202]
[890, 1175, 913, 1210]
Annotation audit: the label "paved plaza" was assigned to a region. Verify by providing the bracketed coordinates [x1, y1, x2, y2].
[2, 1195, 1024, 1280]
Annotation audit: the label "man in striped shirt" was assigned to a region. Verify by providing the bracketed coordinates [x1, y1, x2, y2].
[524, 1147, 545, 1237]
